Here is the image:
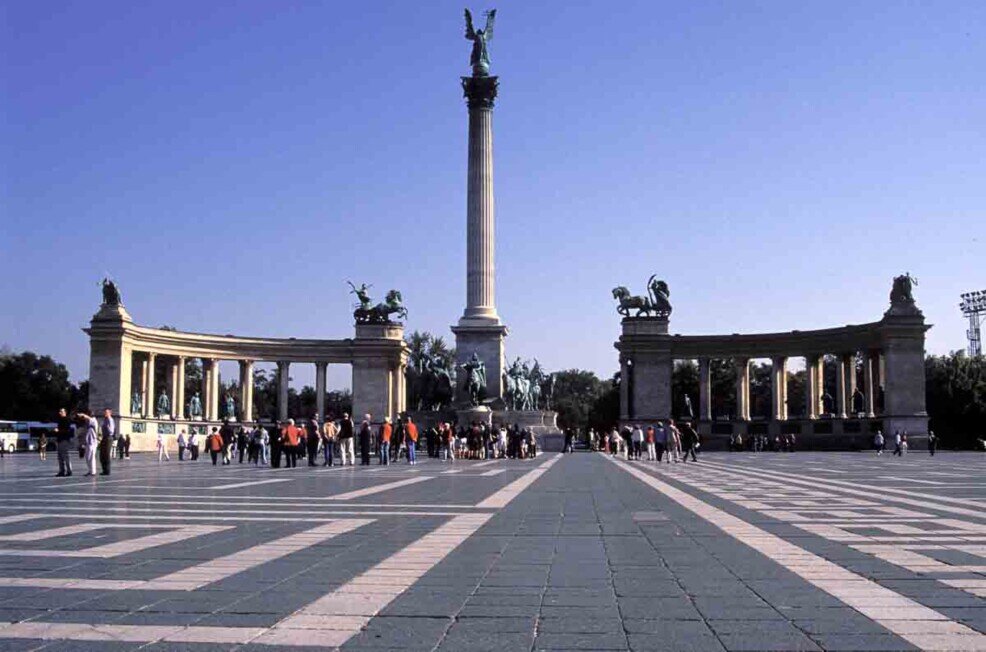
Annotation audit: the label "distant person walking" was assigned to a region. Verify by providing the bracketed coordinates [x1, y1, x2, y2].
[98, 408, 114, 475]
[874, 430, 885, 455]
[208, 428, 222, 465]
[156, 431, 170, 462]
[306, 416, 320, 466]
[928, 430, 938, 456]
[38, 431, 48, 461]
[339, 413, 355, 466]
[892, 430, 903, 457]
[54, 408, 73, 477]
[680, 422, 699, 462]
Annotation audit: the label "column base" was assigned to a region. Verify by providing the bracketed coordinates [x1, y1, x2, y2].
[451, 322, 508, 404]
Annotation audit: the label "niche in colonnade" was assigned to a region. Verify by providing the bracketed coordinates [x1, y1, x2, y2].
[252, 362, 279, 422]
[708, 358, 737, 420]
[748, 358, 773, 420]
[671, 359, 698, 420]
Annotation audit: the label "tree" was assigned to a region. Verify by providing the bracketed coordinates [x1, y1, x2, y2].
[405, 330, 455, 368]
[925, 352, 986, 448]
[550, 369, 608, 432]
[588, 373, 620, 433]
[0, 351, 83, 419]
[671, 360, 698, 419]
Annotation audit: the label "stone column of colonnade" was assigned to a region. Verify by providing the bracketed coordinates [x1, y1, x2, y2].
[805, 354, 821, 419]
[239, 360, 254, 422]
[771, 356, 787, 421]
[863, 351, 877, 417]
[315, 362, 327, 421]
[277, 361, 290, 422]
[734, 358, 751, 422]
[169, 357, 183, 419]
[143, 353, 156, 418]
[843, 353, 857, 415]
[698, 358, 712, 422]
[202, 358, 220, 422]
[835, 355, 847, 418]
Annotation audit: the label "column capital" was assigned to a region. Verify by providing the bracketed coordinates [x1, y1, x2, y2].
[462, 75, 498, 109]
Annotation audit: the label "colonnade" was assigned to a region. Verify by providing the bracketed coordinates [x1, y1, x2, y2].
[692, 351, 883, 424]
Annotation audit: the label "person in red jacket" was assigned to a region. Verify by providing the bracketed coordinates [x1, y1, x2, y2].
[208, 428, 223, 466]
[405, 416, 419, 465]
[281, 419, 301, 468]
[379, 417, 392, 465]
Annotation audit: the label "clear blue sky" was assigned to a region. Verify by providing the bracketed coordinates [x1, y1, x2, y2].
[2, 0, 984, 390]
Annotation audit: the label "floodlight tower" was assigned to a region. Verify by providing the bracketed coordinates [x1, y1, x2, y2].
[959, 290, 986, 356]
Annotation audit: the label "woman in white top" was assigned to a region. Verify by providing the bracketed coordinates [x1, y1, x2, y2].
[156, 432, 170, 462]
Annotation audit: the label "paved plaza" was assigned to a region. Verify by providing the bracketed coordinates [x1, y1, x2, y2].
[0, 452, 980, 651]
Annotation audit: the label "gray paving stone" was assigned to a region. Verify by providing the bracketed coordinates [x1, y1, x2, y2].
[534, 631, 629, 650]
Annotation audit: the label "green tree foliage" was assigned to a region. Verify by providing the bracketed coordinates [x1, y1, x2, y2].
[0, 351, 84, 419]
[550, 369, 608, 431]
[671, 360, 698, 418]
[588, 373, 620, 432]
[404, 330, 455, 368]
[926, 352, 986, 447]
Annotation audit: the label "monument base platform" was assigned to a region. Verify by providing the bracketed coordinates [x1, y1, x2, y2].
[457, 405, 492, 427]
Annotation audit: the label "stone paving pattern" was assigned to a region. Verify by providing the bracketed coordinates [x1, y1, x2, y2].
[0, 450, 979, 650]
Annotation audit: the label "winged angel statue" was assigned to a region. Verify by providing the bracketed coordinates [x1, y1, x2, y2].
[464, 8, 496, 76]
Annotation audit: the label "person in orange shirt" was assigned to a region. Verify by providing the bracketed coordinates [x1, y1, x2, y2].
[208, 428, 223, 466]
[379, 417, 392, 465]
[281, 419, 301, 468]
[405, 416, 419, 465]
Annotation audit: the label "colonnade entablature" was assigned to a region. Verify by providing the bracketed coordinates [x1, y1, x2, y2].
[85, 300, 407, 449]
[615, 275, 930, 444]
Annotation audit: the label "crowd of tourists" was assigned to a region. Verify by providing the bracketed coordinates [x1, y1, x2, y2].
[165, 414, 543, 468]
[589, 420, 700, 463]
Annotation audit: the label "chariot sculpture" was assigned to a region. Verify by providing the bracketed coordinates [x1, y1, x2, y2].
[612, 275, 672, 318]
[348, 281, 408, 324]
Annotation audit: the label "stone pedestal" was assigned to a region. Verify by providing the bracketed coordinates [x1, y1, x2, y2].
[615, 317, 672, 424]
[352, 322, 408, 425]
[457, 405, 492, 428]
[879, 309, 930, 435]
[452, 323, 507, 402]
[86, 304, 133, 417]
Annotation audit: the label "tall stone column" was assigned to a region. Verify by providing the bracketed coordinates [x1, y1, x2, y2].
[208, 359, 221, 421]
[698, 358, 712, 421]
[139, 357, 149, 418]
[452, 73, 507, 404]
[201, 359, 212, 421]
[771, 356, 787, 421]
[842, 353, 855, 416]
[315, 362, 327, 421]
[175, 356, 186, 419]
[277, 361, 290, 422]
[619, 356, 630, 420]
[144, 353, 156, 418]
[169, 360, 180, 419]
[863, 352, 876, 418]
[835, 355, 847, 418]
[735, 357, 750, 421]
[240, 360, 254, 422]
[806, 354, 820, 419]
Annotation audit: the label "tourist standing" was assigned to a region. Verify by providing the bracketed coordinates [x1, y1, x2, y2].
[78, 410, 98, 476]
[668, 420, 682, 463]
[645, 425, 656, 461]
[54, 408, 73, 477]
[901, 431, 909, 455]
[237, 428, 248, 464]
[281, 419, 301, 468]
[98, 408, 114, 475]
[928, 430, 938, 456]
[189, 430, 200, 460]
[38, 430, 48, 461]
[564, 428, 575, 454]
[156, 431, 170, 462]
[339, 413, 355, 466]
[892, 430, 903, 457]
[406, 417, 418, 465]
[208, 428, 222, 465]
[630, 425, 643, 460]
[177, 430, 186, 461]
[219, 420, 235, 465]
[306, 415, 320, 466]
[379, 417, 392, 465]
[321, 417, 337, 466]
[358, 415, 372, 466]
[124, 433, 131, 458]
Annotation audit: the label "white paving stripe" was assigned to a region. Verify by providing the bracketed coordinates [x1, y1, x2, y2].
[256, 455, 561, 647]
[480, 469, 506, 477]
[609, 458, 986, 650]
[475, 454, 562, 509]
[205, 478, 293, 490]
[699, 460, 986, 520]
[326, 476, 432, 500]
[0, 524, 229, 557]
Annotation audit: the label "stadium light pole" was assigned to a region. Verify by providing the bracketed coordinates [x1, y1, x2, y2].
[959, 290, 986, 357]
